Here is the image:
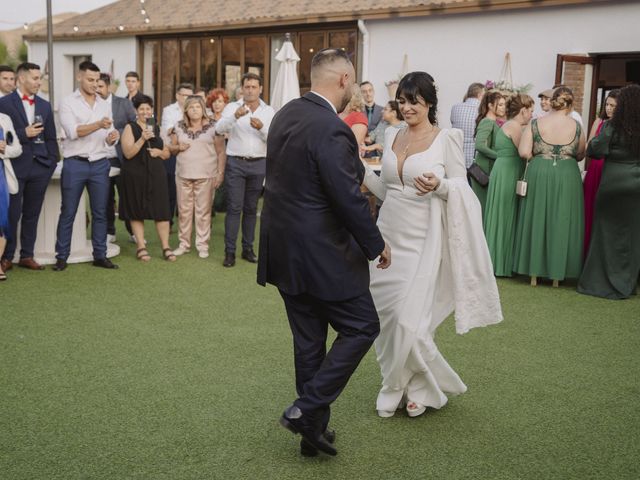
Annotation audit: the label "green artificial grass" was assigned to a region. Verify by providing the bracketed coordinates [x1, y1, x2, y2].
[1, 215, 639, 479]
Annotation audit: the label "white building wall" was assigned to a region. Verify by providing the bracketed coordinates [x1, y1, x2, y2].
[364, 2, 640, 127]
[28, 37, 137, 110]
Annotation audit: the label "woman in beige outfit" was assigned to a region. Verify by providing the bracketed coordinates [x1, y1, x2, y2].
[169, 96, 226, 258]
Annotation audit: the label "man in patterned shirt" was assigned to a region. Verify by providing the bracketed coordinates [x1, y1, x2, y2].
[450, 82, 485, 169]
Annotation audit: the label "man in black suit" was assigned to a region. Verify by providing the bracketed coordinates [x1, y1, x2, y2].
[96, 73, 136, 241]
[257, 49, 391, 457]
[0, 62, 58, 271]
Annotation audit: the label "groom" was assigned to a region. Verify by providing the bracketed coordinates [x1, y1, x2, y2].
[257, 48, 391, 457]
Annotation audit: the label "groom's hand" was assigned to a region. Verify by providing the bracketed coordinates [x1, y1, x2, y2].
[377, 243, 391, 269]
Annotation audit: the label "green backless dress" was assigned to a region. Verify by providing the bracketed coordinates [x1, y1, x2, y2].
[513, 119, 584, 281]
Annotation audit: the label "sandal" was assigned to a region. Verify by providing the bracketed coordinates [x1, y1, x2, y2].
[136, 248, 151, 262]
[406, 401, 427, 418]
[0, 271, 6, 281]
[162, 248, 177, 262]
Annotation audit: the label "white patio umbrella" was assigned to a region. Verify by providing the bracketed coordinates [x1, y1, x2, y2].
[271, 34, 301, 111]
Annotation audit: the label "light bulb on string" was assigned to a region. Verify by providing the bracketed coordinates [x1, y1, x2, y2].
[73, 25, 79, 32]
[144, 17, 151, 24]
[141, 9, 146, 15]
[23, 23, 29, 30]
[118, 25, 125, 31]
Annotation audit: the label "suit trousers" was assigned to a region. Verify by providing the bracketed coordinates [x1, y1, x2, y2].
[55, 157, 110, 261]
[3, 161, 55, 260]
[176, 176, 215, 252]
[224, 156, 265, 253]
[279, 289, 380, 423]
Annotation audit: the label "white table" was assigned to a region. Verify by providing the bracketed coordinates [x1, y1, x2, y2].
[14, 163, 121, 264]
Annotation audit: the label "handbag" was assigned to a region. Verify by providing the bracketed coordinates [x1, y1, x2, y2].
[2, 158, 18, 195]
[467, 163, 490, 187]
[516, 160, 530, 197]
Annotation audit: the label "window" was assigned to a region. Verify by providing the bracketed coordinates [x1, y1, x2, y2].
[200, 38, 218, 91]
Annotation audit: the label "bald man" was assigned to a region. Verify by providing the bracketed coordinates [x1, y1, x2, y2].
[258, 48, 391, 457]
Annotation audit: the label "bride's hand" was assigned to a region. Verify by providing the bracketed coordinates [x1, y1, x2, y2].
[377, 242, 391, 269]
[414, 172, 440, 196]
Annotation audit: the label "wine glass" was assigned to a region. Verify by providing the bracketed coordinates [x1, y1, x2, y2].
[33, 114, 44, 144]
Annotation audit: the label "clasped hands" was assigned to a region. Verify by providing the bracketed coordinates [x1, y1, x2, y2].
[414, 172, 441, 196]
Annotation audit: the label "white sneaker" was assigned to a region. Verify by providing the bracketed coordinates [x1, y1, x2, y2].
[129, 235, 147, 245]
[107, 234, 117, 243]
[173, 246, 191, 256]
[198, 250, 209, 259]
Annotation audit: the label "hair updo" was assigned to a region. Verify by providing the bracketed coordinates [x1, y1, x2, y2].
[506, 93, 535, 119]
[396, 72, 438, 125]
[551, 87, 574, 111]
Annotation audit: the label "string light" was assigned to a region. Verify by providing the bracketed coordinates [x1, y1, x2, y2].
[118, 25, 125, 31]
[23, 23, 29, 30]
[141, 9, 146, 15]
[73, 25, 79, 32]
[144, 17, 151, 24]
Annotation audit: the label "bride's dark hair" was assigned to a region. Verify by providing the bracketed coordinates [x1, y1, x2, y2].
[396, 72, 438, 125]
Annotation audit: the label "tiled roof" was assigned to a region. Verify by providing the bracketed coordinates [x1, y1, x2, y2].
[26, 0, 611, 40]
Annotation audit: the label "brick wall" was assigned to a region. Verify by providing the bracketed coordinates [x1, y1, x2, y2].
[562, 62, 586, 113]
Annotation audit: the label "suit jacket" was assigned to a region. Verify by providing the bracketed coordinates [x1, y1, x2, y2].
[257, 92, 385, 301]
[365, 103, 383, 132]
[0, 91, 59, 178]
[111, 95, 137, 166]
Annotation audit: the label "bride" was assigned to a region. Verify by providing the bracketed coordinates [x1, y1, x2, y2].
[363, 72, 503, 418]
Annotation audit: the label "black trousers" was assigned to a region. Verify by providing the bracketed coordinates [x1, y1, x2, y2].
[279, 289, 380, 427]
[164, 155, 177, 225]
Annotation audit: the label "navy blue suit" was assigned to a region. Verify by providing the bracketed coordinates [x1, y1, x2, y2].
[257, 92, 385, 425]
[0, 91, 58, 260]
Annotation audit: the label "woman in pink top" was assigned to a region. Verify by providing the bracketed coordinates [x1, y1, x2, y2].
[169, 96, 227, 258]
[583, 89, 618, 257]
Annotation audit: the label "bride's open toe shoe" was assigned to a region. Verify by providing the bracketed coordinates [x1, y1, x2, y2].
[377, 409, 395, 418]
[406, 401, 426, 417]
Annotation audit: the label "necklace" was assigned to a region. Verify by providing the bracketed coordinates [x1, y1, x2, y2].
[400, 126, 436, 158]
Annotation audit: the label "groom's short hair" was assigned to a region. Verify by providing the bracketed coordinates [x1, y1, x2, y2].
[310, 48, 351, 83]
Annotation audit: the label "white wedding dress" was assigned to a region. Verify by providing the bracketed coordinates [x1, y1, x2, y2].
[363, 127, 503, 413]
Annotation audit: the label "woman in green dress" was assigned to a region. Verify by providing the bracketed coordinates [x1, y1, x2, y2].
[513, 87, 586, 286]
[484, 94, 535, 276]
[578, 85, 640, 299]
[471, 91, 505, 217]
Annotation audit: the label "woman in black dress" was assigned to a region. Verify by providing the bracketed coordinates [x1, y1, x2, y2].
[120, 95, 175, 261]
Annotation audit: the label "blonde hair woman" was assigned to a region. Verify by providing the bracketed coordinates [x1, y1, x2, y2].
[339, 85, 368, 149]
[513, 87, 586, 286]
[170, 96, 226, 258]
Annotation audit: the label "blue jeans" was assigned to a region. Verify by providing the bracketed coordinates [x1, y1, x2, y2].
[224, 156, 265, 253]
[55, 157, 110, 261]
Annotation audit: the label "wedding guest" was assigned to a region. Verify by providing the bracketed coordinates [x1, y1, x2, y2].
[55, 61, 120, 271]
[120, 95, 175, 262]
[0, 65, 15, 98]
[340, 86, 368, 149]
[96, 73, 137, 242]
[484, 93, 534, 276]
[170, 95, 226, 259]
[216, 73, 274, 267]
[514, 87, 586, 287]
[206, 88, 229, 122]
[360, 81, 383, 132]
[578, 84, 640, 299]
[0, 112, 23, 281]
[553, 84, 584, 127]
[362, 71, 502, 418]
[124, 71, 143, 103]
[583, 89, 619, 256]
[0, 62, 59, 273]
[361, 101, 405, 156]
[450, 82, 485, 168]
[470, 91, 505, 216]
[536, 88, 553, 118]
[161, 82, 194, 228]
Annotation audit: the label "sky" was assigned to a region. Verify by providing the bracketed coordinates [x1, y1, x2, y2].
[0, 0, 116, 30]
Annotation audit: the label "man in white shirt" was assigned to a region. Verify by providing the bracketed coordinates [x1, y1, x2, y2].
[53, 61, 119, 271]
[161, 82, 194, 228]
[216, 73, 274, 267]
[0, 65, 15, 98]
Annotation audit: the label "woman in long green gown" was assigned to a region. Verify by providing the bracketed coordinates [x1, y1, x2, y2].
[513, 87, 586, 286]
[470, 91, 505, 217]
[484, 94, 534, 276]
[578, 85, 640, 299]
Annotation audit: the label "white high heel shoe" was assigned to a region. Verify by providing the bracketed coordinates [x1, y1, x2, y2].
[406, 401, 426, 417]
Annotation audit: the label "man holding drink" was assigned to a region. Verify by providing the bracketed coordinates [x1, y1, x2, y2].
[54, 61, 119, 271]
[0, 62, 59, 272]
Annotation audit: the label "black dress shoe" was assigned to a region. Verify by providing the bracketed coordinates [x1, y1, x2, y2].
[52, 259, 67, 271]
[92, 258, 119, 269]
[301, 429, 336, 457]
[280, 405, 337, 456]
[241, 249, 258, 263]
[223, 252, 235, 267]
